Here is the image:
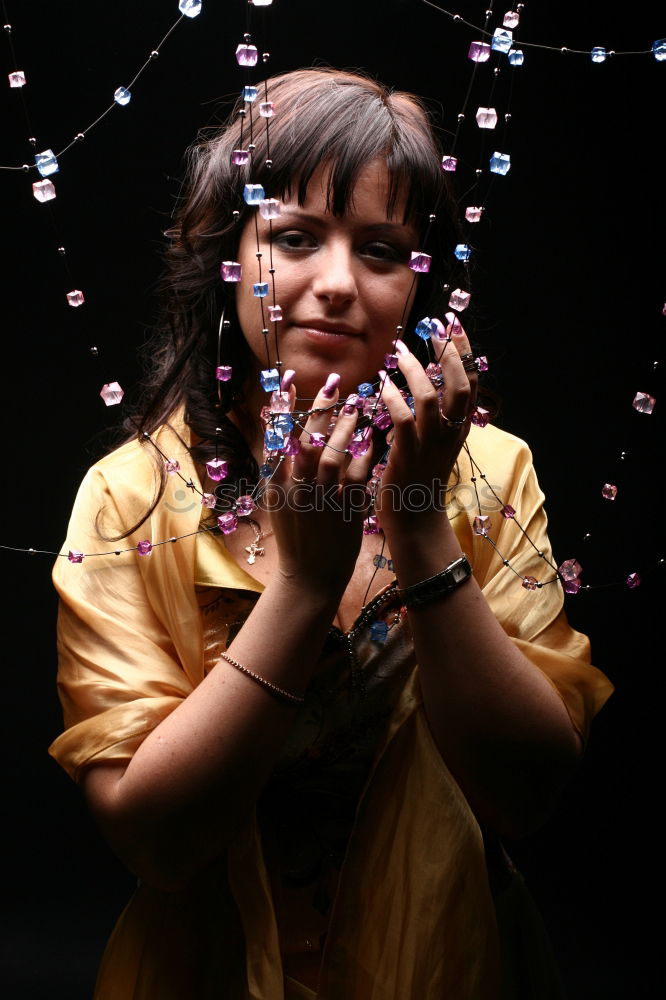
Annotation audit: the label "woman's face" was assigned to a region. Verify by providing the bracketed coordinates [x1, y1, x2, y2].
[235, 159, 419, 406]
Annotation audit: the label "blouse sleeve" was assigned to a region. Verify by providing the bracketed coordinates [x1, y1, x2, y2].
[49, 432, 204, 781]
[458, 426, 613, 742]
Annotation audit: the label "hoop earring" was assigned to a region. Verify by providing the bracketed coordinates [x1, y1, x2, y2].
[215, 304, 233, 408]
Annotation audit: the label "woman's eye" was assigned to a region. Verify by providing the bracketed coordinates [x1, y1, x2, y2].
[362, 242, 402, 262]
[273, 231, 317, 251]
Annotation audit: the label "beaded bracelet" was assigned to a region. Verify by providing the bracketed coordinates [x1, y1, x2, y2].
[218, 651, 305, 706]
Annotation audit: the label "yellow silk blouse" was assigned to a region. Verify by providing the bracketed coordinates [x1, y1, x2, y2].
[49, 412, 612, 999]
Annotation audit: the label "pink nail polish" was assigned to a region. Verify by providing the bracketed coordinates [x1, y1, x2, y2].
[444, 311, 463, 335]
[430, 318, 447, 340]
[394, 339, 409, 356]
[322, 372, 341, 398]
[280, 369, 296, 390]
[343, 393, 358, 415]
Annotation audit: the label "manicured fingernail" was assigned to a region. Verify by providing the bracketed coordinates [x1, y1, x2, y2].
[281, 369, 296, 390]
[430, 318, 447, 340]
[343, 393, 359, 415]
[321, 372, 340, 398]
[394, 339, 409, 355]
[377, 369, 389, 385]
[445, 311, 464, 335]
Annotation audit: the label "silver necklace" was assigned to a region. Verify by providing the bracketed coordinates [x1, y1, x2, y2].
[244, 518, 273, 565]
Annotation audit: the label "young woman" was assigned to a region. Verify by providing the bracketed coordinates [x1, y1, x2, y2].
[50, 69, 612, 999]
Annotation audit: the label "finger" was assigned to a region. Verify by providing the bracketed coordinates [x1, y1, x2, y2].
[375, 367, 420, 448]
[291, 373, 342, 481]
[435, 315, 477, 423]
[315, 392, 362, 488]
[387, 340, 442, 432]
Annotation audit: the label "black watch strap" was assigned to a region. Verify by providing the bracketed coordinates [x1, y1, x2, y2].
[397, 554, 473, 608]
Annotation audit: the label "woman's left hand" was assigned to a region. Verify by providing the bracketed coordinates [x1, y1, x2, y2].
[375, 314, 478, 536]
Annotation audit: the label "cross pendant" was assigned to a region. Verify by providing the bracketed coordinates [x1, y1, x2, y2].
[245, 542, 265, 565]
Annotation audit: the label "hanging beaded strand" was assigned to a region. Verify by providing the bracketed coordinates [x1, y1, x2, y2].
[1, 0, 662, 594]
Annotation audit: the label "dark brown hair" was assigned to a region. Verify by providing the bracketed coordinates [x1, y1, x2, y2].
[126, 67, 466, 522]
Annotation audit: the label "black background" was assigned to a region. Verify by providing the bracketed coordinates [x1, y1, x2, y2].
[1, 1, 663, 996]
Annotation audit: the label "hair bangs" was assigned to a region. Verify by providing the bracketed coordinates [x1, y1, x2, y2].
[240, 70, 445, 237]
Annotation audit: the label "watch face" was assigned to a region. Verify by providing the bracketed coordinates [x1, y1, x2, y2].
[451, 558, 470, 584]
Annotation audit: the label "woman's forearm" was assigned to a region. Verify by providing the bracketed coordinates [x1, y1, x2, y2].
[387, 516, 582, 838]
[83, 573, 341, 889]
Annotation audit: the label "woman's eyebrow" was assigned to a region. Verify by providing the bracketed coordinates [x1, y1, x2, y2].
[271, 210, 415, 236]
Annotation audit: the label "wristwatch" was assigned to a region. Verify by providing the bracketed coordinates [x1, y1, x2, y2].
[397, 554, 473, 608]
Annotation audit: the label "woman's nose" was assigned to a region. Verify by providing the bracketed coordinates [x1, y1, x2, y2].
[311, 242, 358, 306]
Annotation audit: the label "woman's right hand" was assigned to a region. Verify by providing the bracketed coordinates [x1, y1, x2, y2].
[263, 374, 373, 594]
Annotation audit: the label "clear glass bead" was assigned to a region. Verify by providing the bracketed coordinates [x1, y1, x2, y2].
[476, 106, 498, 129]
[35, 149, 59, 177]
[632, 391, 656, 414]
[32, 179, 56, 202]
[114, 87, 131, 106]
[99, 381, 124, 406]
[179, 0, 202, 17]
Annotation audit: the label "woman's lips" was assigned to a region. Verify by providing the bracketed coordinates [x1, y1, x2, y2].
[299, 323, 361, 342]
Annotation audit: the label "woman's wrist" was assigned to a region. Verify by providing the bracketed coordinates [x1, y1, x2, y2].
[269, 567, 345, 617]
[383, 513, 463, 589]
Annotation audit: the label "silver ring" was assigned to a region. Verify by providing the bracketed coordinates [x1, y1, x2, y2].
[459, 352, 477, 373]
[290, 474, 317, 485]
[441, 413, 466, 428]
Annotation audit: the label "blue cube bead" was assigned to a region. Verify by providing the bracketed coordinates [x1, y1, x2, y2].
[272, 413, 294, 434]
[454, 244, 472, 261]
[114, 87, 131, 106]
[489, 152, 511, 176]
[260, 368, 280, 392]
[253, 282, 269, 297]
[357, 382, 374, 397]
[369, 620, 389, 642]
[244, 184, 265, 205]
[508, 48, 524, 66]
[491, 28, 512, 53]
[653, 39, 666, 61]
[243, 85, 258, 102]
[264, 429, 285, 451]
[179, 0, 202, 17]
[35, 149, 59, 177]
[259, 463, 274, 477]
[415, 317, 434, 340]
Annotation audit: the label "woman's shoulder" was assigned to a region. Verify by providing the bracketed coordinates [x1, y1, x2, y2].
[89, 410, 194, 489]
[466, 421, 534, 470]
